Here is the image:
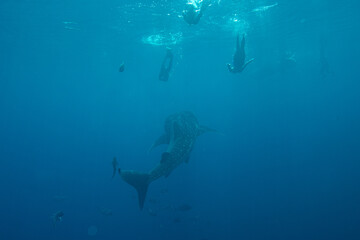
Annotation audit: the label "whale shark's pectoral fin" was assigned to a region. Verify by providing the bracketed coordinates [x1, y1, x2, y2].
[198, 125, 217, 136]
[149, 134, 170, 153]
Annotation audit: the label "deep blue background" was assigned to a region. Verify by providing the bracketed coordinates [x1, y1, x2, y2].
[1, 0, 360, 239]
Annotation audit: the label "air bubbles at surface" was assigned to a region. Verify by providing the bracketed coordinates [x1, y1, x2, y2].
[142, 32, 183, 46]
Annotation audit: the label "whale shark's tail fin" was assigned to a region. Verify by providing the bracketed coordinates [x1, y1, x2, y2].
[119, 170, 150, 210]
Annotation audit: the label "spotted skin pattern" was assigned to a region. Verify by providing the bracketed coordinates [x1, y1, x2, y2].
[119, 111, 212, 209]
[149, 111, 200, 181]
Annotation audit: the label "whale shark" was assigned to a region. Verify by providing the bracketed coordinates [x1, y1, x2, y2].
[119, 111, 215, 210]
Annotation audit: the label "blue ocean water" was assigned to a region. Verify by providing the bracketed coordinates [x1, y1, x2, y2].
[1, 0, 360, 239]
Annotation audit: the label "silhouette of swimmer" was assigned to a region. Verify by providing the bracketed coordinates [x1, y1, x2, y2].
[182, 1, 209, 25]
[159, 48, 173, 82]
[227, 34, 254, 73]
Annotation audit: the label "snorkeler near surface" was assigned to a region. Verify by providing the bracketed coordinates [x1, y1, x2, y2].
[227, 34, 254, 73]
[159, 48, 173, 82]
[182, 0, 209, 25]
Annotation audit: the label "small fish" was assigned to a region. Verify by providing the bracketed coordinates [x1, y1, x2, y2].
[51, 210, 64, 227]
[148, 208, 157, 216]
[100, 207, 113, 216]
[160, 204, 175, 211]
[176, 204, 192, 212]
[112, 157, 118, 179]
[119, 62, 125, 72]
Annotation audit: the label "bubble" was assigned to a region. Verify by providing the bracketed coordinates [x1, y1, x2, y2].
[87, 225, 98, 236]
[142, 32, 183, 46]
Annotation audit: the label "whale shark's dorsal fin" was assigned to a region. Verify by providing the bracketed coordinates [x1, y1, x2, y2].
[198, 125, 217, 136]
[148, 134, 170, 153]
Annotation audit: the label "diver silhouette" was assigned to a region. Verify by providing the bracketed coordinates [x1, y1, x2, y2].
[182, 0, 209, 25]
[227, 34, 254, 73]
[159, 48, 173, 82]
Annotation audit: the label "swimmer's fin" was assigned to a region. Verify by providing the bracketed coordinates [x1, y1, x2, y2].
[242, 58, 255, 71]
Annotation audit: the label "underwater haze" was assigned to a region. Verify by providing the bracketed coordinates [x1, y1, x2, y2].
[1, 0, 360, 239]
